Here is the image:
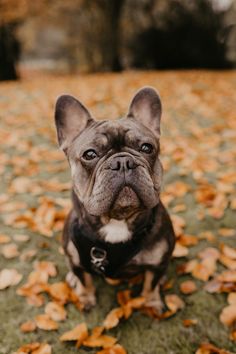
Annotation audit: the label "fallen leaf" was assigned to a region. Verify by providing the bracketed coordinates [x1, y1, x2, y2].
[32, 343, 52, 354]
[45, 301, 67, 321]
[20, 320, 37, 333]
[83, 334, 117, 348]
[228, 293, 236, 305]
[165, 294, 185, 313]
[173, 242, 189, 257]
[96, 344, 127, 354]
[182, 318, 198, 327]
[219, 255, 236, 270]
[0, 234, 11, 243]
[13, 234, 30, 242]
[1, 243, 19, 258]
[195, 342, 232, 354]
[47, 282, 71, 304]
[221, 245, 236, 260]
[180, 280, 197, 294]
[219, 305, 236, 327]
[218, 228, 235, 237]
[60, 323, 88, 342]
[13, 342, 40, 354]
[103, 307, 124, 329]
[0, 268, 22, 289]
[35, 314, 59, 330]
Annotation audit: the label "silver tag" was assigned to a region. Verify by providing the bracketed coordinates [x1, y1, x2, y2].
[90, 247, 108, 273]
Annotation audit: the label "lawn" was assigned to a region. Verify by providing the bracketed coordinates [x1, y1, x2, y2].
[0, 70, 236, 354]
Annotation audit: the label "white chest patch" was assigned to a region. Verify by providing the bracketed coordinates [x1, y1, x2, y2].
[99, 219, 131, 244]
[133, 239, 168, 266]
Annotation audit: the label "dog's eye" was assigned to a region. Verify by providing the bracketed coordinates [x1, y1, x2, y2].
[140, 143, 153, 154]
[82, 149, 97, 160]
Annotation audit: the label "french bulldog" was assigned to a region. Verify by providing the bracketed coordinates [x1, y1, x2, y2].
[54, 87, 175, 311]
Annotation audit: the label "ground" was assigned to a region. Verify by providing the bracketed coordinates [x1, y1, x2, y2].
[0, 71, 236, 354]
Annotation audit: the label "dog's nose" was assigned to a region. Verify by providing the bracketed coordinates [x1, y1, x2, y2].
[110, 156, 137, 171]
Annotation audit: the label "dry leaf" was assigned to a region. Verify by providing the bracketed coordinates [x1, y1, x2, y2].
[96, 344, 127, 354]
[219, 305, 236, 327]
[60, 323, 88, 342]
[173, 242, 189, 257]
[228, 293, 236, 305]
[165, 294, 185, 313]
[32, 343, 52, 354]
[20, 320, 37, 333]
[0, 234, 11, 243]
[13, 234, 30, 242]
[1, 243, 19, 258]
[103, 307, 124, 329]
[83, 334, 117, 348]
[218, 228, 235, 237]
[180, 280, 197, 294]
[219, 255, 236, 270]
[35, 314, 59, 330]
[13, 342, 40, 354]
[195, 342, 232, 354]
[0, 268, 22, 289]
[45, 301, 67, 321]
[47, 282, 71, 304]
[182, 319, 198, 327]
[221, 245, 236, 260]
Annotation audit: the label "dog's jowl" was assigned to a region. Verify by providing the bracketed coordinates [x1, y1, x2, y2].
[54, 87, 175, 310]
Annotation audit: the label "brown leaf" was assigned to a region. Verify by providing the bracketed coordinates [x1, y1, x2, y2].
[20, 320, 37, 333]
[182, 319, 198, 327]
[47, 282, 71, 304]
[96, 344, 127, 354]
[34, 261, 57, 278]
[221, 245, 236, 260]
[1, 243, 19, 258]
[180, 280, 197, 294]
[217, 270, 236, 283]
[0, 234, 11, 244]
[219, 255, 236, 270]
[13, 234, 30, 242]
[103, 307, 124, 329]
[173, 242, 189, 257]
[32, 343, 52, 354]
[0, 268, 22, 289]
[35, 314, 59, 330]
[45, 301, 67, 321]
[218, 228, 235, 237]
[228, 293, 236, 305]
[165, 294, 185, 312]
[219, 305, 236, 327]
[195, 342, 232, 354]
[83, 334, 117, 348]
[60, 323, 88, 342]
[13, 342, 40, 354]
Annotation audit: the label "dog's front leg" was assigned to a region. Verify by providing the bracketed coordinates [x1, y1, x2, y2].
[66, 269, 96, 310]
[141, 270, 164, 313]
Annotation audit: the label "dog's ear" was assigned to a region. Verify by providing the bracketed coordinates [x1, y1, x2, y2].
[55, 95, 93, 151]
[127, 87, 162, 135]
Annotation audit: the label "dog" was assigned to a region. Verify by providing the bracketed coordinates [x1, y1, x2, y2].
[54, 87, 175, 311]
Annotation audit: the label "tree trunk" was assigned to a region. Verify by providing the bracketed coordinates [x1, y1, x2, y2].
[0, 24, 20, 81]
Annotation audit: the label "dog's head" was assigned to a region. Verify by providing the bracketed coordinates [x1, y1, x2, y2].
[55, 87, 163, 219]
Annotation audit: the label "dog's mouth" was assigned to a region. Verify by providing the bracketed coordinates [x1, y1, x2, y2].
[112, 186, 140, 210]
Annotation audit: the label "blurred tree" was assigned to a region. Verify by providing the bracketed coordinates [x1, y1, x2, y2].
[125, 0, 231, 69]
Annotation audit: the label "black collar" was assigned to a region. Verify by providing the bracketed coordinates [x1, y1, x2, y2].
[71, 213, 154, 278]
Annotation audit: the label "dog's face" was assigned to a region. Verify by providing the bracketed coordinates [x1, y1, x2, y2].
[55, 87, 163, 219]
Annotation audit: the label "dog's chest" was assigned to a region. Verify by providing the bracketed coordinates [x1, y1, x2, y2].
[98, 219, 131, 243]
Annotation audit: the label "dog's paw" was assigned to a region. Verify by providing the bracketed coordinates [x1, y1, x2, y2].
[66, 271, 96, 310]
[143, 292, 164, 313]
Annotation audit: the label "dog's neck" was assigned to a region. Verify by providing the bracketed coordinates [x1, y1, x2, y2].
[71, 189, 155, 243]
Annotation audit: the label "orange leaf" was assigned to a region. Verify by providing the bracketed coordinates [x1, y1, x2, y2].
[35, 314, 59, 330]
[182, 319, 198, 327]
[103, 307, 124, 329]
[96, 344, 127, 354]
[219, 305, 236, 327]
[165, 294, 185, 313]
[45, 301, 67, 321]
[180, 280, 197, 294]
[60, 323, 88, 342]
[83, 335, 117, 348]
[20, 320, 36, 333]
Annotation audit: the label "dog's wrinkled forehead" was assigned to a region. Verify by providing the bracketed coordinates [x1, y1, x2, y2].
[69, 118, 158, 156]
[54, 86, 162, 153]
